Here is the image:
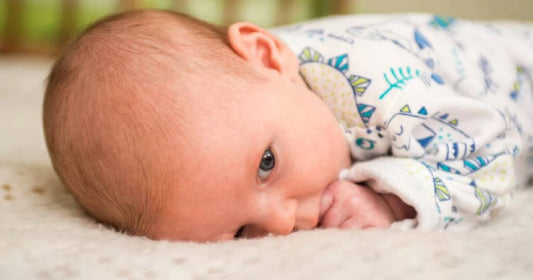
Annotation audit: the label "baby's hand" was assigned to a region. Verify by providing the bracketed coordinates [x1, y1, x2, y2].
[319, 180, 415, 229]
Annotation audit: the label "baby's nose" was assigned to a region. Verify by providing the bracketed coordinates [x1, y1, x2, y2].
[259, 199, 297, 236]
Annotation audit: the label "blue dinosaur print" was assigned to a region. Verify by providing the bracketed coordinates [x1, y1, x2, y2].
[469, 180, 497, 215]
[436, 162, 462, 174]
[429, 15, 456, 30]
[415, 124, 436, 148]
[451, 47, 467, 90]
[355, 138, 376, 150]
[385, 104, 430, 127]
[385, 104, 431, 152]
[510, 66, 526, 101]
[327, 54, 349, 73]
[272, 13, 532, 231]
[464, 155, 495, 172]
[346, 19, 445, 87]
[385, 106, 480, 160]
[430, 113, 476, 160]
[474, 188, 497, 215]
[298, 47, 324, 63]
[442, 216, 464, 230]
[420, 162, 451, 219]
[350, 75, 372, 97]
[357, 104, 376, 123]
[326, 32, 354, 45]
[298, 47, 373, 127]
[414, 29, 433, 49]
[434, 177, 451, 201]
[413, 29, 444, 85]
[479, 55, 498, 96]
[304, 28, 326, 41]
[436, 151, 513, 176]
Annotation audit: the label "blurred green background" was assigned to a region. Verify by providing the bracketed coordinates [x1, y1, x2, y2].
[0, 0, 531, 55]
[0, 0, 352, 54]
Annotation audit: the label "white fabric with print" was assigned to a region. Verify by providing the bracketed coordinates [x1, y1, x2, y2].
[271, 14, 533, 230]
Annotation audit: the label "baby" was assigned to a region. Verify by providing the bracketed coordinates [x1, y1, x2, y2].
[43, 10, 533, 242]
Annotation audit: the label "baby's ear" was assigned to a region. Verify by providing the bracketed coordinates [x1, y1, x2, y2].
[228, 22, 300, 81]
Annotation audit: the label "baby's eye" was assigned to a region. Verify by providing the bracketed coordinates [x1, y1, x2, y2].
[258, 148, 275, 180]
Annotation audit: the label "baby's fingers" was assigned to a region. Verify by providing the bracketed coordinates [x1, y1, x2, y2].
[319, 198, 350, 228]
[338, 215, 390, 230]
[320, 196, 357, 228]
[339, 217, 362, 229]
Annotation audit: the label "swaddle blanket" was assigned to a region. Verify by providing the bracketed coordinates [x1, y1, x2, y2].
[272, 14, 533, 230]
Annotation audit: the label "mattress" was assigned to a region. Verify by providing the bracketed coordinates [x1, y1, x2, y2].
[1, 56, 532, 280]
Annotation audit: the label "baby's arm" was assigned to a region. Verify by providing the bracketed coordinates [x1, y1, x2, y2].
[319, 180, 416, 229]
[337, 23, 524, 230]
[338, 153, 516, 231]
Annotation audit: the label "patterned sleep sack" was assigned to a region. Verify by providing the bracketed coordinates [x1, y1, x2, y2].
[271, 14, 533, 230]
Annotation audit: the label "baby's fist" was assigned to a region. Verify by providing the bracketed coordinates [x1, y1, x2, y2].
[318, 180, 396, 229]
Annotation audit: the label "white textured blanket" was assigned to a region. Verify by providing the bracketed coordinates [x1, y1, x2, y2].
[1, 57, 532, 280]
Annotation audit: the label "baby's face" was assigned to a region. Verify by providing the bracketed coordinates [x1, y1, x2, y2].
[155, 73, 351, 242]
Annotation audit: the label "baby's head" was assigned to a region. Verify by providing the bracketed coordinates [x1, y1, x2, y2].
[43, 10, 350, 242]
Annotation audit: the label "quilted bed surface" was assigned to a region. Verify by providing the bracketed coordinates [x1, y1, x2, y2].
[1, 57, 532, 280]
